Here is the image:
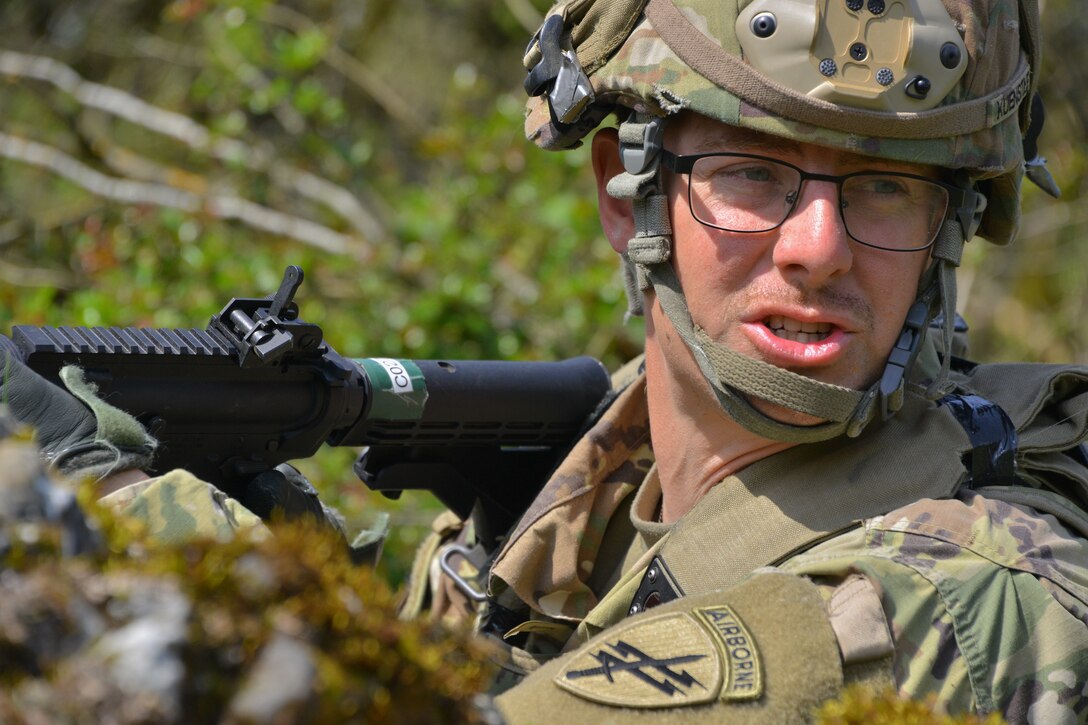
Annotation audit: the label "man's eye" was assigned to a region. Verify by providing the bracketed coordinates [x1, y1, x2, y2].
[859, 176, 910, 195]
[705, 163, 782, 185]
[735, 165, 774, 182]
[718, 163, 780, 182]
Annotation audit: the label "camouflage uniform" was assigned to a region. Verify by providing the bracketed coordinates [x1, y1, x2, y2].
[101, 469, 266, 543]
[479, 359, 1088, 722]
[472, 1, 1087, 720]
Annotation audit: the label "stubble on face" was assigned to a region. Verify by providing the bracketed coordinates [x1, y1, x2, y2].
[717, 276, 880, 378]
[650, 114, 931, 427]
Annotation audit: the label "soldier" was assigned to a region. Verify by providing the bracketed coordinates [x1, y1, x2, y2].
[431, 0, 1088, 721]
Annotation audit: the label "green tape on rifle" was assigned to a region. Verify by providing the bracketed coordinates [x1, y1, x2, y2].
[356, 358, 428, 419]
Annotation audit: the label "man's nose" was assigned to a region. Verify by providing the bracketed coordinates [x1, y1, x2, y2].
[771, 180, 853, 285]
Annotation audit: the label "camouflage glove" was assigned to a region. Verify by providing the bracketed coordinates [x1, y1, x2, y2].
[243, 463, 347, 537]
[0, 335, 156, 479]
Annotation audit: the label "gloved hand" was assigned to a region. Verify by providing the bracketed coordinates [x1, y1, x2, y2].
[245, 465, 387, 564]
[243, 463, 347, 536]
[1, 335, 156, 479]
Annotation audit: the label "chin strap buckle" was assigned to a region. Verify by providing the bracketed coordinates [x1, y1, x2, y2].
[878, 300, 929, 419]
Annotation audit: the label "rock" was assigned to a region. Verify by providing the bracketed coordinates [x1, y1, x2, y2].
[225, 633, 318, 723]
[85, 577, 190, 722]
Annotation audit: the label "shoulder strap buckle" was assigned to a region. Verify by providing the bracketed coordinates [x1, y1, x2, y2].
[439, 543, 489, 603]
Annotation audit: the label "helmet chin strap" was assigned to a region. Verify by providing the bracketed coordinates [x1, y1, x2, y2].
[611, 115, 966, 444]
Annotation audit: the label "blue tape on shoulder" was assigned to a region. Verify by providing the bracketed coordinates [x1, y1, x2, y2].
[939, 393, 1018, 485]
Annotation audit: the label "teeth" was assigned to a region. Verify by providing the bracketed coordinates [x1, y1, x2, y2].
[764, 316, 833, 342]
[773, 329, 822, 343]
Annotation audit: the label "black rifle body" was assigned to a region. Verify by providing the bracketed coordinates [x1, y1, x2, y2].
[10, 268, 610, 545]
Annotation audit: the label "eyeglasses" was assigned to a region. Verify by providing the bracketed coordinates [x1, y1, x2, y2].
[661, 150, 979, 252]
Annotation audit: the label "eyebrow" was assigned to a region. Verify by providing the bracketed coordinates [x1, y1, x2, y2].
[689, 128, 916, 171]
[691, 128, 803, 155]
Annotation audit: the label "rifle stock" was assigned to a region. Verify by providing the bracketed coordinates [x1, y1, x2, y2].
[11, 267, 610, 547]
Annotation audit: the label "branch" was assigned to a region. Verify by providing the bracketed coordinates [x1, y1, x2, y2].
[85, 133, 209, 195]
[0, 131, 202, 210]
[0, 51, 212, 150]
[0, 132, 370, 258]
[273, 166, 388, 245]
[206, 195, 365, 257]
[0, 49, 388, 244]
[0, 258, 76, 289]
[88, 129, 387, 247]
[85, 32, 205, 68]
[501, 0, 544, 35]
[0, 220, 24, 246]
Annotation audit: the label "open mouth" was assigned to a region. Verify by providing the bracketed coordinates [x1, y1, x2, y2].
[765, 315, 833, 344]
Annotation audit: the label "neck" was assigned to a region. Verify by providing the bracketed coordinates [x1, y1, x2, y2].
[644, 325, 795, 524]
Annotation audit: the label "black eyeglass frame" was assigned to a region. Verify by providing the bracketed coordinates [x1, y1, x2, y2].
[660, 149, 982, 253]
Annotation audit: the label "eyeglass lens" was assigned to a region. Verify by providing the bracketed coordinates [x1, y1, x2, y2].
[687, 155, 950, 251]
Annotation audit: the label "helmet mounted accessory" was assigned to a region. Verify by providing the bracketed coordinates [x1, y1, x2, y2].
[524, 0, 1057, 443]
[524, 14, 596, 127]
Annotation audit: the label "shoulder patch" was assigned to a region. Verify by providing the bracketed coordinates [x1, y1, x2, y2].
[554, 605, 763, 708]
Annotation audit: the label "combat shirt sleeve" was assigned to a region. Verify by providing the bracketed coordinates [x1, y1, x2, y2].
[784, 490, 1088, 722]
[100, 469, 267, 543]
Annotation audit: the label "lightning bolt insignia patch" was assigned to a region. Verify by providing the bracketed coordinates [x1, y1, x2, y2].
[555, 611, 728, 708]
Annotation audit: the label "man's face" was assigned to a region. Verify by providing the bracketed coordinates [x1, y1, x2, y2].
[596, 113, 934, 425]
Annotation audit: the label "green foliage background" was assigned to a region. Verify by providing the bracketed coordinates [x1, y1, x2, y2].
[1, 0, 1085, 580]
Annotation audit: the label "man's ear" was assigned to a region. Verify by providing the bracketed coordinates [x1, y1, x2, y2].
[591, 128, 634, 254]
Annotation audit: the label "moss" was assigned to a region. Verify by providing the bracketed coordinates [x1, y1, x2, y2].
[1, 490, 496, 724]
[815, 684, 1007, 725]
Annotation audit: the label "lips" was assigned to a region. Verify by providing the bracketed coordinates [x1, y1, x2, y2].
[736, 310, 853, 368]
[764, 315, 833, 343]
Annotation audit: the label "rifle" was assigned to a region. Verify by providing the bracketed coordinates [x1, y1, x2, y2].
[10, 266, 611, 549]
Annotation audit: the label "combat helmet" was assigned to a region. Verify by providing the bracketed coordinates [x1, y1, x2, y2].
[523, 0, 1060, 443]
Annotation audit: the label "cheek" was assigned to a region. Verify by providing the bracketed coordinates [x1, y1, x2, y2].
[671, 200, 763, 294]
[672, 225, 748, 322]
[866, 252, 931, 349]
